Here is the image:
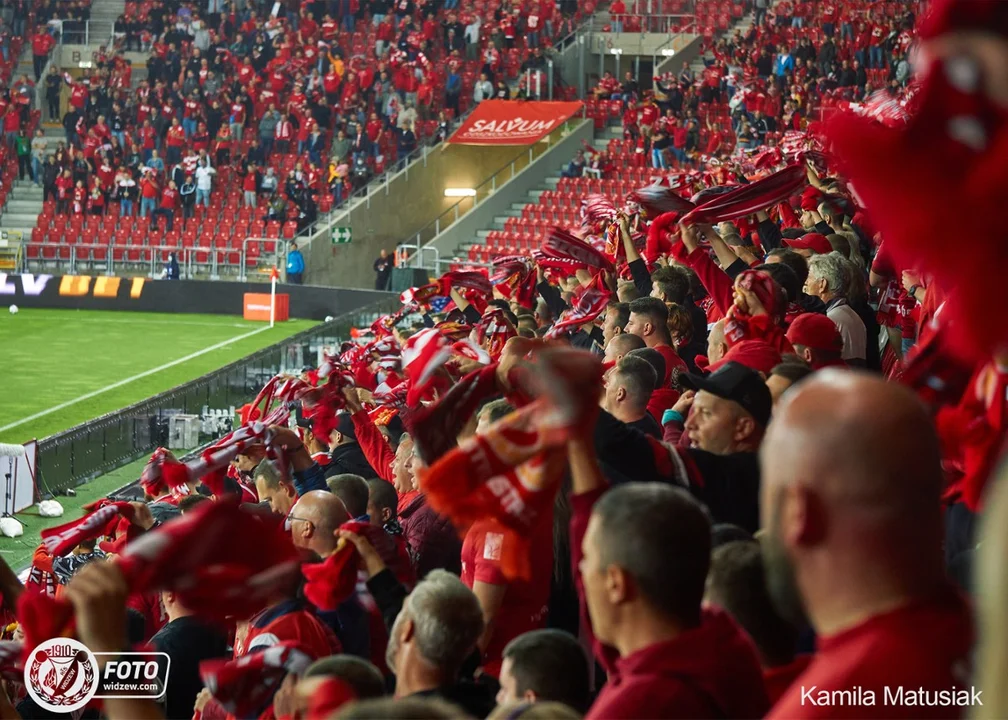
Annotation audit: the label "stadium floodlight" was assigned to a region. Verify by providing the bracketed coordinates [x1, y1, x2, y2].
[661, 48, 676, 57]
[444, 188, 477, 197]
[610, 48, 624, 55]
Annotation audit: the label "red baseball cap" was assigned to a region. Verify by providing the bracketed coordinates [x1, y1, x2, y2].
[787, 313, 843, 352]
[708, 339, 782, 376]
[783, 232, 832, 255]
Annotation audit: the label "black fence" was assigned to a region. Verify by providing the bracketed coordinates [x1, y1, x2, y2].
[34, 297, 400, 497]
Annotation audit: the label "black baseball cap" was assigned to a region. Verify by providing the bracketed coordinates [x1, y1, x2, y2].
[680, 361, 772, 427]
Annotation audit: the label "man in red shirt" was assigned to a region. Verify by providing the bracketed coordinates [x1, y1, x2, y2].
[151, 179, 179, 232]
[569, 432, 769, 719]
[763, 372, 974, 718]
[458, 400, 553, 678]
[705, 120, 725, 156]
[32, 30, 54, 80]
[624, 297, 688, 388]
[165, 117, 186, 166]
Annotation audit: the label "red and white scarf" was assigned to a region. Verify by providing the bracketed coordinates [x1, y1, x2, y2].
[200, 641, 313, 719]
[541, 226, 616, 274]
[680, 163, 808, 226]
[41, 501, 136, 557]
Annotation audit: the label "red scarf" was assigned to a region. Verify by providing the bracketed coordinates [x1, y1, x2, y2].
[439, 270, 492, 299]
[417, 348, 603, 580]
[200, 641, 313, 719]
[541, 226, 616, 274]
[41, 501, 135, 556]
[546, 276, 612, 338]
[631, 184, 695, 217]
[18, 499, 301, 654]
[680, 164, 808, 226]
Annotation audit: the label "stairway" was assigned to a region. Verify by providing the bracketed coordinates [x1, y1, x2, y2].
[0, 124, 68, 239]
[87, 0, 125, 48]
[447, 124, 624, 262]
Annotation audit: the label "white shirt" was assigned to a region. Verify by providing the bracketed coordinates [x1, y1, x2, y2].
[195, 164, 216, 190]
[827, 300, 867, 361]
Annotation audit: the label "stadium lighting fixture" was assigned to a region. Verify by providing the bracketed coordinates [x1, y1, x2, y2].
[610, 48, 624, 55]
[444, 188, 477, 197]
[661, 48, 676, 57]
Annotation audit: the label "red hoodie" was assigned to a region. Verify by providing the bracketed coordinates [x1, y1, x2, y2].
[572, 487, 769, 720]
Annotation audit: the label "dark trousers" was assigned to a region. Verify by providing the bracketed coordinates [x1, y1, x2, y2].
[47, 96, 60, 120]
[33, 53, 46, 80]
[150, 207, 174, 231]
[375, 272, 390, 290]
[287, 271, 303, 284]
[17, 155, 31, 181]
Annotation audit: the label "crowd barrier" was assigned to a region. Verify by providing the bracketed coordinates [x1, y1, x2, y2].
[31, 296, 401, 496]
[0, 272, 393, 320]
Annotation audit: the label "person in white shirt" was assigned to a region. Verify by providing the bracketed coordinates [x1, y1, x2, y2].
[804, 252, 867, 365]
[194, 159, 217, 208]
[473, 72, 493, 103]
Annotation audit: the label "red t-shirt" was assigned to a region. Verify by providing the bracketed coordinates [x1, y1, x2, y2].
[166, 125, 186, 147]
[768, 588, 974, 719]
[764, 655, 812, 705]
[160, 188, 178, 209]
[236, 600, 340, 661]
[655, 343, 688, 387]
[705, 130, 724, 155]
[460, 517, 552, 677]
[243, 173, 258, 192]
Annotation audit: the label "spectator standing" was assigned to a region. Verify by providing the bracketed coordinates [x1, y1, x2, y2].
[194, 160, 216, 208]
[259, 105, 280, 157]
[139, 172, 158, 218]
[804, 252, 867, 365]
[445, 69, 462, 115]
[44, 65, 61, 121]
[242, 166, 258, 208]
[31, 28, 53, 80]
[464, 15, 480, 61]
[474, 73, 493, 103]
[286, 241, 305, 284]
[373, 249, 392, 290]
[151, 179, 179, 232]
[179, 174, 196, 220]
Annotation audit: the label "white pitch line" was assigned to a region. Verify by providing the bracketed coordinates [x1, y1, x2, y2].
[46, 317, 259, 329]
[0, 326, 270, 433]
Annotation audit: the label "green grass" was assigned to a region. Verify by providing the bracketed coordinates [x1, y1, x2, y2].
[0, 309, 317, 443]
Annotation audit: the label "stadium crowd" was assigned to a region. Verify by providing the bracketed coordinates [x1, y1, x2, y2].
[0, 0, 1005, 718]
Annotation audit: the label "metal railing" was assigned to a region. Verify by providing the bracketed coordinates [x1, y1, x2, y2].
[34, 296, 401, 497]
[50, 19, 91, 45]
[393, 118, 582, 276]
[20, 241, 286, 279]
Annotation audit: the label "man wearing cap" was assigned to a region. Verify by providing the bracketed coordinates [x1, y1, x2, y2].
[594, 362, 770, 533]
[326, 412, 379, 479]
[782, 232, 831, 257]
[786, 313, 846, 369]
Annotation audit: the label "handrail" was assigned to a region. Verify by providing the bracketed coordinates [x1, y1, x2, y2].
[392, 118, 582, 271]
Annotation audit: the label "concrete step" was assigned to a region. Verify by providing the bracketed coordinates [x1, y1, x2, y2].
[0, 212, 41, 227]
[543, 177, 560, 189]
[476, 229, 493, 239]
[5, 199, 42, 214]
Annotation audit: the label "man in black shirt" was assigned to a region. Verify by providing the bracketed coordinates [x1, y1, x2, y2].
[151, 591, 229, 720]
[373, 248, 392, 290]
[603, 355, 661, 438]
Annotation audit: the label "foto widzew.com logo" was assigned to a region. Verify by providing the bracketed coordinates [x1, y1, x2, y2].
[24, 638, 100, 712]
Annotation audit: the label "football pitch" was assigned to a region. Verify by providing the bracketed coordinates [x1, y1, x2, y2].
[0, 308, 318, 444]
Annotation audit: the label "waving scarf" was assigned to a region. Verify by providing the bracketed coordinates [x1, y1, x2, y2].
[200, 642, 313, 720]
[41, 501, 136, 557]
[417, 348, 603, 580]
[631, 184, 696, 217]
[546, 276, 612, 338]
[540, 226, 616, 274]
[680, 164, 808, 226]
[18, 498, 302, 654]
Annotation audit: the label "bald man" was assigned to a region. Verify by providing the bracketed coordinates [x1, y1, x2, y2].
[288, 490, 350, 557]
[706, 320, 728, 368]
[762, 371, 974, 718]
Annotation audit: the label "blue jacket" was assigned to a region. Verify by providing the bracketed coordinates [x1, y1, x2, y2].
[774, 54, 794, 76]
[286, 249, 305, 274]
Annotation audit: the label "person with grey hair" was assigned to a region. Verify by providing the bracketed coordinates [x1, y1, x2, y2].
[804, 252, 867, 365]
[384, 569, 495, 717]
[602, 355, 660, 437]
[253, 457, 297, 516]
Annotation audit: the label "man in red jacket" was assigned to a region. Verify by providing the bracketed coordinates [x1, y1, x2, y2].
[568, 432, 769, 719]
[150, 179, 178, 231]
[31, 30, 54, 80]
[762, 372, 974, 718]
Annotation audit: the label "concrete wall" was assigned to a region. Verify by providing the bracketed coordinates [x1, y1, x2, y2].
[425, 118, 594, 269]
[301, 119, 584, 287]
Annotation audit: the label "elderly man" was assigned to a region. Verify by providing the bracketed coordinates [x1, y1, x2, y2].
[804, 252, 866, 365]
[287, 490, 350, 556]
[762, 371, 973, 717]
[385, 570, 495, 717]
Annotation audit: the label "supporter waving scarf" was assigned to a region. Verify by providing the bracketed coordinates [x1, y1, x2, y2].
[540, 226, 616, 274]
[580, 194, 618, 230]
[474, 309, 517, 360]
[680, 163, 808, 226]
[438, 270, 492, 299]
[490, 256, 536, 307]
[400, 283, 442, 306]
[826, 0, 1008, 360]
[401, 328, 453, 406]
[630, 184, 696, 217]
[41, 501, 135, 557]
[199, 641, 313, 719]
[302, 520, 414, 611]
[645, 211, 682, 264]
[18, 498, 301, 654]
[531, 251, 583, 278]
[723, 270, 794, 355]
[546, 275, 612, 338]
[417, 348, 603, 581]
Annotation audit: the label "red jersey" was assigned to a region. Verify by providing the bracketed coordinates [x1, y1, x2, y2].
[323, 71, 341, 94]
[230, 102, 246, 125]
[460, 518, 552, 677]
[69, 84, 88, 110]
[192, 130, 210, 152]
[139, 125, 156, 150]
[639, 103, 659, 128]
[364, 119, 382, 142]
[321, 20, 338, 39]
[55, 175, 73, 198]
[166, 125, 186, 148]
[238, 63, 256, 85]
[183, 99, 200, 119]
[137, 102, 152, 124]
[655, 343, 688, 387]
[160, 187, 179, 209]
[705, 130, 724, 155]
[768, 587, 973, 719]
[235, 600, 339, 660]
[243, 173, 258, 192]
[140, 178, 159, 199]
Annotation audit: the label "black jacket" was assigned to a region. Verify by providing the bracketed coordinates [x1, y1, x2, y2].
[325, 442, 378, 478]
